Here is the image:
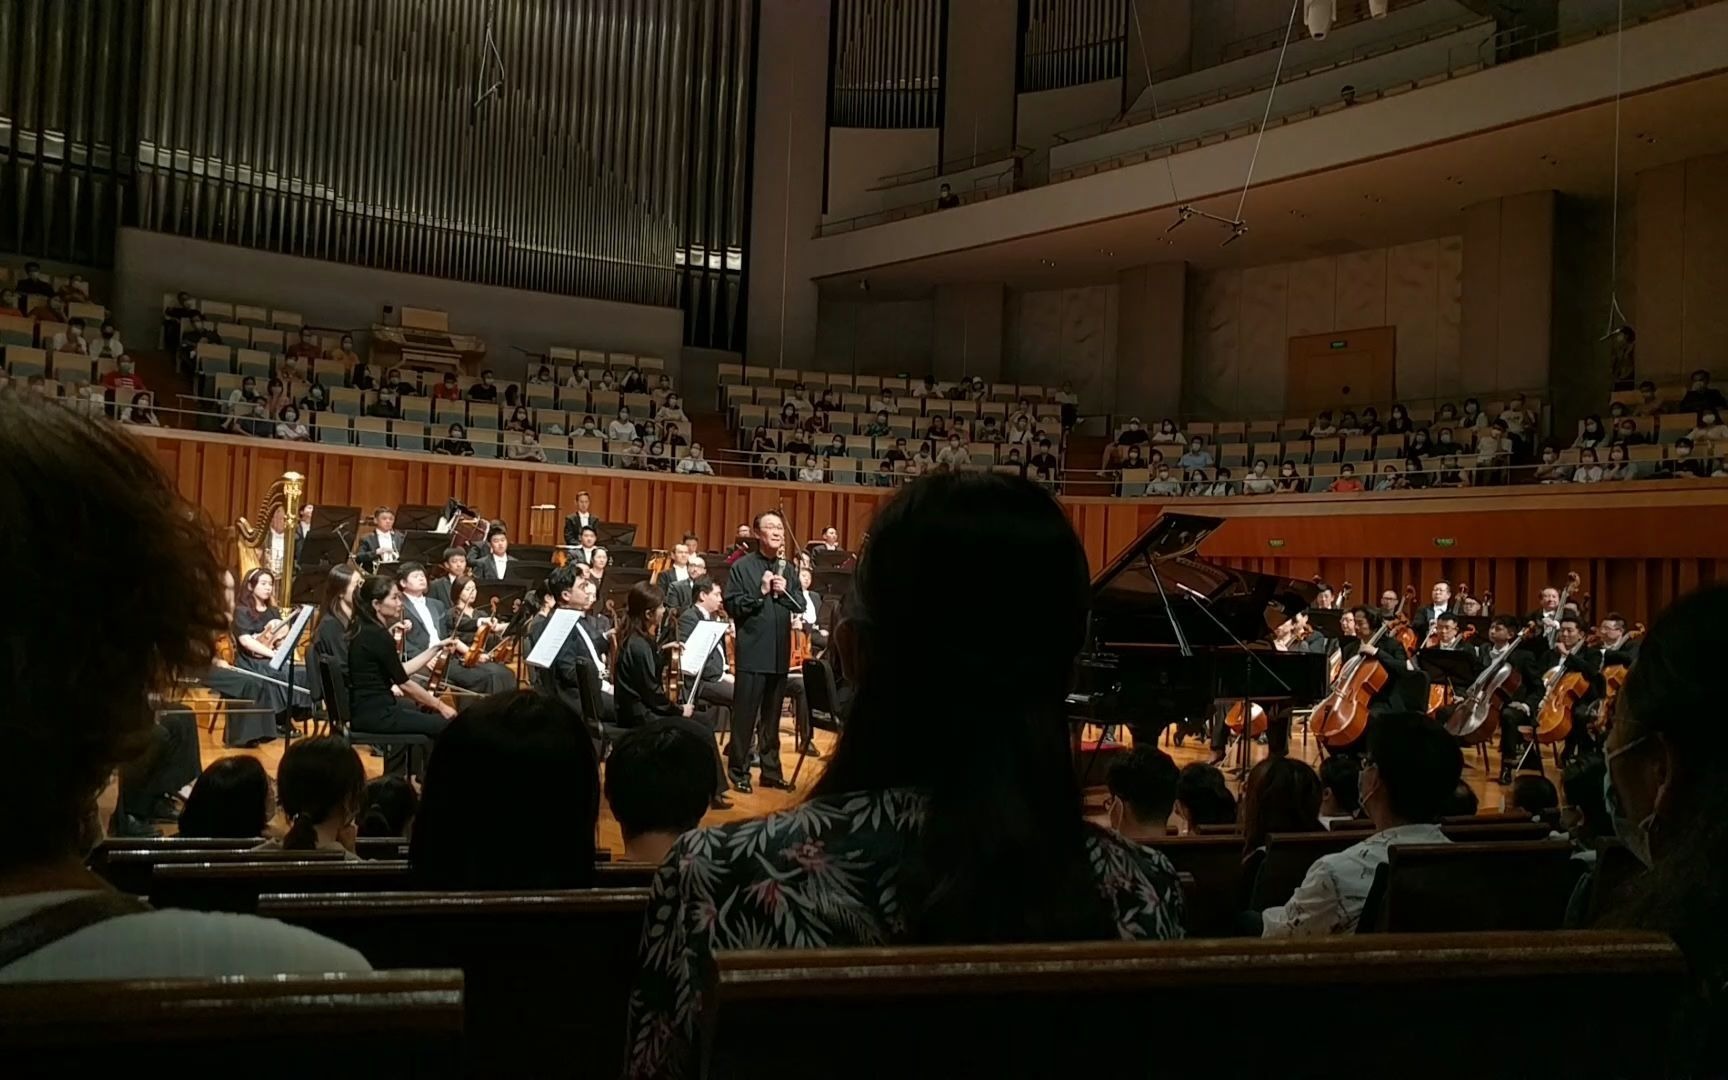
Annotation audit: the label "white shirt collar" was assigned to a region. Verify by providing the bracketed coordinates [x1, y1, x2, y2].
[406, 594, 437, 637]
[492, 554, 508, 573]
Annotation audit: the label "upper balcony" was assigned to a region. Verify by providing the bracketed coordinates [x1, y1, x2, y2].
[808, 0, 1728, 284]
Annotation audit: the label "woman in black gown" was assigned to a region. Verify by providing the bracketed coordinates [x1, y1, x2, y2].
[611, 581, 730, 806]
[310, 565, 361, 707]
[347, 574, 458, 773]
[443, 576, 517, 695]
[229, 568, 297, 746]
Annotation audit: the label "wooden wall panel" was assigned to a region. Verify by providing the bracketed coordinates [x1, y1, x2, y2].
[148, 431, 1727, 625]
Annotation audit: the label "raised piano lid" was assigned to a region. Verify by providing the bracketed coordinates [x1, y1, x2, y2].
[1088, 512, 1320, 648]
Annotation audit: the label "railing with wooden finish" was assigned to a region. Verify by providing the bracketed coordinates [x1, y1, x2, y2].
[138, 427, 1728, 625]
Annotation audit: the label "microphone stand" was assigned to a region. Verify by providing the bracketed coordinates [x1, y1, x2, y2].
[1175, 582, 1293, 780]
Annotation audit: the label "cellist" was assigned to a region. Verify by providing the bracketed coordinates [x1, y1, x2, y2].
[1480, 615, 1547, 785]
[1534, 615, 1607, 763]
[1339, 607, 1415, 743]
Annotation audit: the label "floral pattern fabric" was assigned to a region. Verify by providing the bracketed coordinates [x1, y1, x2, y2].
[624, 787, 1184, 1077]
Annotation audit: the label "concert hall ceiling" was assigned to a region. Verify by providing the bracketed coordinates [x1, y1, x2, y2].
[0, 0, 754, 349]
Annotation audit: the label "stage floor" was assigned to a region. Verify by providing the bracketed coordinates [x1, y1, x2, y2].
[101, 710, 1549, 855]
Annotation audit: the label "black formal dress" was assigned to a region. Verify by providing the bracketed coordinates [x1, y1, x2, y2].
[441, 603, 519, 695]
[347, 619, 449, 774]
[229, 605, 292, 745]
[723, 551, 805, 785]
[309, 610, 350, 705]
[613, 632, 726, 796]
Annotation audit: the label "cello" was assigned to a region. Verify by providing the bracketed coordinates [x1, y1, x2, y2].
[1391, 585, 1418, 653]
[1313, 609, 1409, 749]
[1445, 621, 1541, 745]
[1424, 625, 1477, 718]
[1534, 632, 1600, 746]
[1596, 623, 1645, 733]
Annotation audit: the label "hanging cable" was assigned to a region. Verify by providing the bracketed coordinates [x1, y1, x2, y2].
[473, 1, 505, 110]
[1126, 0, 1180, 206]
[1233, 0, 1304, 224]
[1602, 0, 1630, 336]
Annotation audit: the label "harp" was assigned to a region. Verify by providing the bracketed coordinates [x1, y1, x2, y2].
[234, 472, 306, 601]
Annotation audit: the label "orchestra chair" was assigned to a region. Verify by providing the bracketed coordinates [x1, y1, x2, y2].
[1139, 835, 1244, 937]
[150, 859, 418, 914]
[791, 658, 846, 786]
[1, 971, 465, 1078]
[1358, 840, 1582, 934]
[260, 888, 649, 1079]
[703, 933, 1683, 1079]
[315, 654, 434, 778]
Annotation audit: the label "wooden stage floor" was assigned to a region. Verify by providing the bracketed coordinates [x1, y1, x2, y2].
[101, 711, 1547, 854]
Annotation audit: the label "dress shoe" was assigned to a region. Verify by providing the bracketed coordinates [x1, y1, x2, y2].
[1497, 765, 1514, 786]
[146, 797, 181, 824]
[710, 795, 734, 811]
[732, 776, 754, 794]
[110, 812, 157, 839]
[798, 743, 823, 760]
[758, 775, 794, 792]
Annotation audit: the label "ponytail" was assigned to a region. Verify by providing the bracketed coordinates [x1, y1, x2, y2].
[283, 811, 322, 851]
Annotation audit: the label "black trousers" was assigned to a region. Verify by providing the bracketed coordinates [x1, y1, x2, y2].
[1500, 701, 1535, 765]
[730, 672, 786, 782]
[355, 701, 450, 776]
[118, 708, 203, 819]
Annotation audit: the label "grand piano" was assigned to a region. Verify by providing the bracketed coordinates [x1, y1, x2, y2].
[1068, 513, 1330, 742]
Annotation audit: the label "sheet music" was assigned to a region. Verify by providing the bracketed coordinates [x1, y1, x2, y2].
[678, 620, 729, 678]
[267, 604, 316, 672]
[526, 609, 580, 669]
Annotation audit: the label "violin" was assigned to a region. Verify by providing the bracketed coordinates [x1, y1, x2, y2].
[257, 617, 294, 651]
[1392, 585, 1418, 653]
[425, 639, 455, 693]
[488, 597, 524, 666]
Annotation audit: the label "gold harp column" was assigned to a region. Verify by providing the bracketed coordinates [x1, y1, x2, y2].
[280, 471, 305, 604]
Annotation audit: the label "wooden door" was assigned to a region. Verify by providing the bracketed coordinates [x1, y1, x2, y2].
[1285, 327, 1396, 416]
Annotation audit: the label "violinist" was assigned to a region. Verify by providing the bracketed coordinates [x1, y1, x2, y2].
[231, 568, 300, 745]
[538, 567, 615, 727]
[609, 582, 731, 809]
[678, 580, 733, 713]
[396, 563, 515, 696]
[312, 565, 361, 680]
[474, 525, 524, 583]
[346, 574, 458, 775]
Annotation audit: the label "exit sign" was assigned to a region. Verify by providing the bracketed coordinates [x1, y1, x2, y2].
[1330, 340, 1349, 349]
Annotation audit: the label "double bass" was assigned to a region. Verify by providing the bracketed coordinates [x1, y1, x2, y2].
[1444, 621, 1541, 745]
[1312, 608, 1409, 749]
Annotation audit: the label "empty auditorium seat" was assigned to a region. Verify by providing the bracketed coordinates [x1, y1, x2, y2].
[1359, 840, 1583, 933]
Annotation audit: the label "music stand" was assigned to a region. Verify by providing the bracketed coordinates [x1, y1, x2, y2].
[807, 548, 850, 569]
[605, 547, 649, 569]
[266, 603, 318, 739]
[1417, 647, 1481, 697]
[394, 505, 445, 531]
[594, 523, 638, 547]
[310, 505, 361, 535]
[290, 566, 334, 606]
[296, 534, 354, 570]
[1305, 608, 1344, 642]
[510, 543, 557, 564]
[400, 531, 453, 567]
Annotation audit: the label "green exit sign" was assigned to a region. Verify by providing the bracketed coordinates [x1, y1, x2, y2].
[1268, 538, 1286, 549]
[1330, 340, 1349, 349]
[1433, 538, 1456, 548]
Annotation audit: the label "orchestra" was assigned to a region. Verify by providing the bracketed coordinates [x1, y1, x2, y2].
[202, 467, 1663, 799]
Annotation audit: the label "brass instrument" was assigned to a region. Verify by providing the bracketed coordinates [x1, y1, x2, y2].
[234, 472, 306, 601]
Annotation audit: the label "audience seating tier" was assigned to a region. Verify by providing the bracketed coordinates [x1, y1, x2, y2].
[0, 971, 464, 1077]
[705, 932, 1684, 1078]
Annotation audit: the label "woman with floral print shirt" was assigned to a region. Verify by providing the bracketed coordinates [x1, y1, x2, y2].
[624, 472, 1184, 1077]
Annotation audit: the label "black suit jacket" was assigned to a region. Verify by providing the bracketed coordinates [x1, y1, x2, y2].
[428, 575, 461, 609]
[539, 612, 612, 725]
[473, 554, 525, 583]
[356, 530, 406, 571]
[656, 566, 694, 592]
[562, 512, 601, 546]
[677, 606, 727, 682]
[567, 545, 599, 567]
[1409, 603, 1451, 640]
[400, 595, 449, 655]
[723, 551, 805, 675]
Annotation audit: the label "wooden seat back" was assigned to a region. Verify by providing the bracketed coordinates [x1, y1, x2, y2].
[1141, 835, 1243, 936]
[1363, 840, 1583, 933]
[705, 932, 1683, 1078]
[98, 847, 345, 896]
[259, 888, 650, 1078]
[1, 970, 463, 1076]
[149, 859, 417, 913]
